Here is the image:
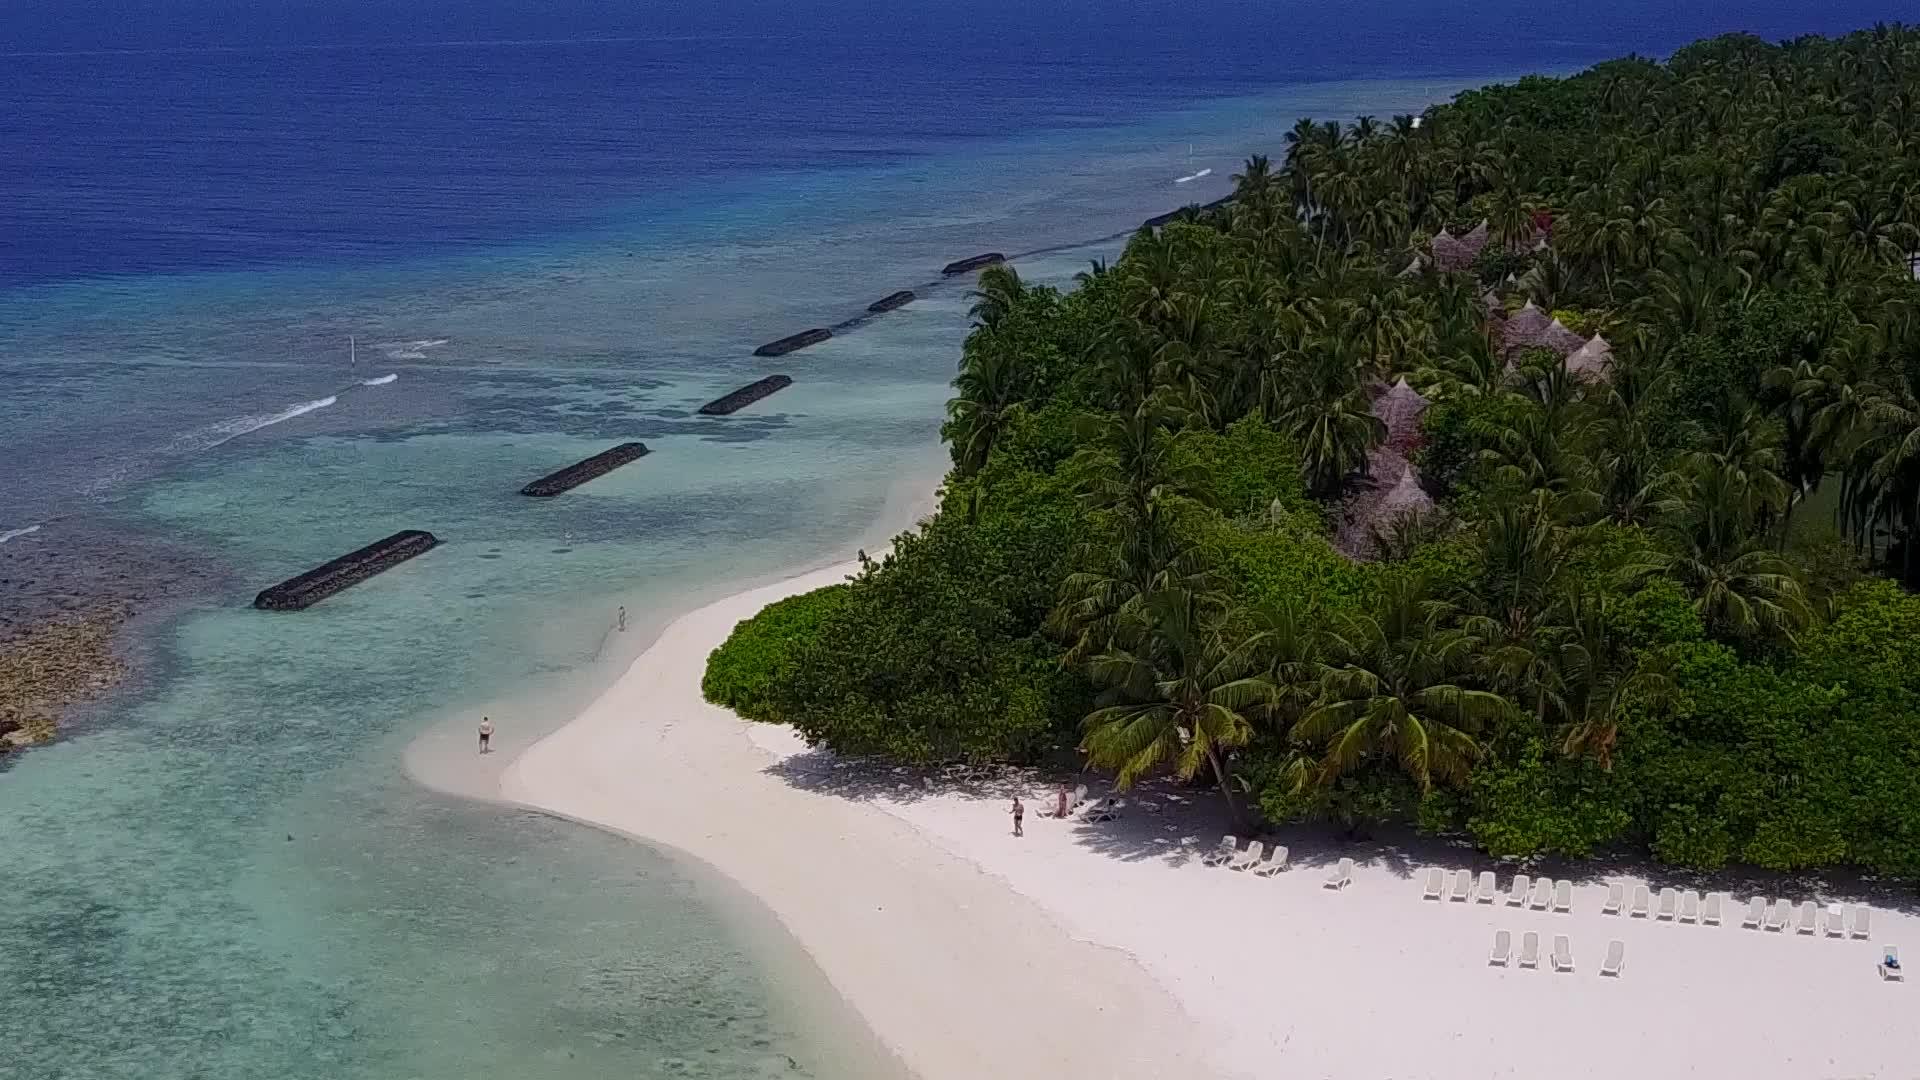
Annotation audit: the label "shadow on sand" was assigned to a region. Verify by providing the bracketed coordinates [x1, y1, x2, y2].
[762, 746, 1920, 913]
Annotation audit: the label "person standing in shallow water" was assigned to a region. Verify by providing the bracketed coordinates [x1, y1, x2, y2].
[478, 716, 494, 754]
[616, 606, 626, 632]
[1010, 796, 1024, 837]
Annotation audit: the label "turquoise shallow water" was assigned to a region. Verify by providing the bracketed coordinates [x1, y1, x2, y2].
[0, 75, 1512, 1079]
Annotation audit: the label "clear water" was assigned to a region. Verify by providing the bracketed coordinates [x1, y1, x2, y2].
[0, 3, 1903, 1077]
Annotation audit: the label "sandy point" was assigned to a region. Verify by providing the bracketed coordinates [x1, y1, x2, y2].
[498, 560, 1235, 1080]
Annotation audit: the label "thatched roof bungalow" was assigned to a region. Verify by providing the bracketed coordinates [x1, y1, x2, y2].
[1373, 377, 1431, 449]
[1500, 300, 1553, 355]
[1542, 318, 1586, 357]
[1376, 466, 1435, 523]
[1566, 333, 1613, 381]
[1431, 220, 1491, 272]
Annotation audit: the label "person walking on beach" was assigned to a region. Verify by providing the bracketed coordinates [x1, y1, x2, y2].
[616, 606, 627, 632]
[1010, 796, 1024, 837]
[478, 716, 494, 754]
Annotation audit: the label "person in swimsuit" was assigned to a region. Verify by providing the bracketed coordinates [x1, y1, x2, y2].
[617, 606, 627, 632]
[478, 716, 494, 754]
[1011, 796, 1025, 837]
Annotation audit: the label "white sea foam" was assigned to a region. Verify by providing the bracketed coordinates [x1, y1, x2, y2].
[0, 524, 42, 545]
[377, 338, 449, 359]
[360, 373, 399, 386]
[177, 395, 338, 452]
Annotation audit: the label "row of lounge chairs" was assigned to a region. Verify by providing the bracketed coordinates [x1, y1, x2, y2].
[1202, 836, 1292, 877]
[1422, 868, 1572, 912]
[1200, 838, 1355, 888]
[1603, 884, 1724, 924]
[1490, 930, 1624, 976]
[1740, 897, 1872, 938]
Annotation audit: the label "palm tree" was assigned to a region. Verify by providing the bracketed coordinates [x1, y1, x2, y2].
[967, 263, 1026, 331]
[1459, 490, 1586, 717]
[1296, 576, 1514, 791]
[1281, 340, 1385, 498]
[1628, 458, 1813, 641]
[1082, 589, 1271, 826]
[1248, 596, 1327, 731]
[1545, 590, 1674, 770]
[944, 346, 1022, 477]
[1051, 404, 1212, 660]
[1232, 154, 1276, 210]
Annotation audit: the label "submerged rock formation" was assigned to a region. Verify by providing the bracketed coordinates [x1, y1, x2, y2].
[753, 328, 832, 357]
[0, 604, 130, 755]
[253, 530, 440, 610]
[520, 443, 652, 496]
[941, 252, 1006, 276]
[699, 375, 793, 416]
[866, 290, 916, 314]
[0, 521, 216, 757]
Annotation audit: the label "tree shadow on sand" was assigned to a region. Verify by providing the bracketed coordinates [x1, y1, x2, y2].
[762, 749, 1920, 913]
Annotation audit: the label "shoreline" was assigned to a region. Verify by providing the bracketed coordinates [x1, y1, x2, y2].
[491, 558, 1234, 1080]
[406, 455, 1236, 1079]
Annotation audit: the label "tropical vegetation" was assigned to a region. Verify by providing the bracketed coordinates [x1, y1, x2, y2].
[705, 27, 1920, 877]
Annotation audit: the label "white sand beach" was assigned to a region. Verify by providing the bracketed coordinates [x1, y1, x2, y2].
[499, 557, 1920, 1080]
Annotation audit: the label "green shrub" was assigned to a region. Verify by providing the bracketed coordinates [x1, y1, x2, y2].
[702, 585, 851, 723]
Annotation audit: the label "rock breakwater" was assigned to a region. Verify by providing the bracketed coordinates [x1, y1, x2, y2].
[699, 376, 793, 416]
[753, 328, 832, 357]
[519, 443, 652, 497]
[253, 529, 439, 610]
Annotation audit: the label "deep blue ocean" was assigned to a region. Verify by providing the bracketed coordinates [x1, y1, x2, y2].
[0, 2, 1906, 1077]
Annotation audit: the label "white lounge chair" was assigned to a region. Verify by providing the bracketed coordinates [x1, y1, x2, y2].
[1450, 869, 1473, 902]
[1824, 904, 1846, 938]
[1072, 783, 1089, 808]
[1655, 887, 1678, 921]
[1743, 896, 1765, 929]
[1703, 892, 1723, 926]
[1084, 797, 1125, 823]
[1678, 890, 1700, 923]
[1229, 840, 1265, 872]
[1529, 878, 1552, 910]
[1422, 867, 1444, 900]
[1553, 879, 1572, 914]
[1765, 900, 1790, 932]
[1490, 929, 1512, 967]
[1796, 900, 1819, 935]
[1602, 882, 1624, 915]
[1256, 845, 1289, 877]
[1323, 857, 1354, 890]
[1476, 870, 1497, 903]
[1600, 939, 1625, 977]
[1201, 835, 1238, 868]
[1852, 905, 1872, 940]
[1518, 930, 1540, 969]
[1881, 946, 1904, 982]
[1551, 934, 1574, 973]
[1508, 873, 1531, 907]
[1630, 884, 1651, 918]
